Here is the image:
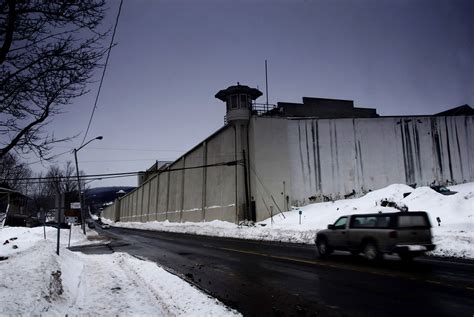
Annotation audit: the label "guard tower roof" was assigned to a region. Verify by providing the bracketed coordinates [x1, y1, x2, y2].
[215, 83, 263, 102]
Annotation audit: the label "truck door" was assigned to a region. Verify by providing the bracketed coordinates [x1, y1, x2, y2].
[330, 216, 349, 249]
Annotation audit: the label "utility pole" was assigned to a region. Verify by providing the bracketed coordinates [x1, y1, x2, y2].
[265, 59, 269, 110]
[74, 149, 86, 235]
[242, 150, 250, 221]
[73, 136, 103, 235]
[55, 180, 61, 256]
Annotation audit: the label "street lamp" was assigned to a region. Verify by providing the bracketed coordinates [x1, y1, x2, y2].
[74, 136, 103, 234]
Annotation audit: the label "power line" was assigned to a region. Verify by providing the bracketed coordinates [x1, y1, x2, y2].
[25, 151, 239, 165]
[55, 145, 186, 152]
[78, 154, 237, 163]
[24, 150, 72, 166]
[5, 159, 241, 182]
[80, 158, 163, 163]
[164, 160, 241, 173]
[81, 0, 124, 145]
[4, 171, 140, 182]
[12, 174, 136, 185]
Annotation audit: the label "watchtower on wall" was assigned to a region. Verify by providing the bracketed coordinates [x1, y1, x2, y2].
[215, 83, 263, 123]
[215, 84, 263, 221]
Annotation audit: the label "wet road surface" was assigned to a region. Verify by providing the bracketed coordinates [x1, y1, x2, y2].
[70, 226, 474, 316]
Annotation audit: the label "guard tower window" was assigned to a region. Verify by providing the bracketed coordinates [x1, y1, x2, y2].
[240, 94, 249, 109]
[229, 94, 238, 109]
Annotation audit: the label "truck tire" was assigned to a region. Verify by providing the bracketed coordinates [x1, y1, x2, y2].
[317, 238, 333, 258]
[363, 242, 381, 261]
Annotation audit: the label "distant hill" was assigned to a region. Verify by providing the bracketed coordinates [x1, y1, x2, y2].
[84, 186, 135, 214]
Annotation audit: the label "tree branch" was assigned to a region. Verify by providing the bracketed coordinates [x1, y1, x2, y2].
[0, 0, 16, 64]
[0, 0, 108, 160]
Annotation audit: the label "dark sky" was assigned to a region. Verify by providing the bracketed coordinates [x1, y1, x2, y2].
[30, 0, 474, 187]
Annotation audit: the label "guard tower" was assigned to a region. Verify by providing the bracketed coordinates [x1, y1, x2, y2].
[215, 83, 263, 123]
[215, 84, 262, 222]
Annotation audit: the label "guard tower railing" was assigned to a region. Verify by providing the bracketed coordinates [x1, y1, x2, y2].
[251, 103, 278, 115]
[224, 102, 279, 125]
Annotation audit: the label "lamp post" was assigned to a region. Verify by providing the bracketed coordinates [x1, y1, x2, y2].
[74, 136, 103, 234]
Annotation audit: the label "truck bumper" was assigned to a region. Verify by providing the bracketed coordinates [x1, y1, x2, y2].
[394, 244, 436, 253]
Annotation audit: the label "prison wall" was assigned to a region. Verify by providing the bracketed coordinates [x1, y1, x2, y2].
[104, 125, 244, 223]
[248, 117, 292, 222]
[287, 115, 474, 205]
[204, 126, 241, 222]
[104, 114, 474, 224]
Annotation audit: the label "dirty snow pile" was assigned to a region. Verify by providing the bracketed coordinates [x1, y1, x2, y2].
[0, 226, 239, 316]
[110, 183, 474, 259]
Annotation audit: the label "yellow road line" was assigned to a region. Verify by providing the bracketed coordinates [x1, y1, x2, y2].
[216, 246, 474, 291]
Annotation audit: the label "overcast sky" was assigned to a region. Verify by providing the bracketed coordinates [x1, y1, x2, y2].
[27, 0, 474, 188]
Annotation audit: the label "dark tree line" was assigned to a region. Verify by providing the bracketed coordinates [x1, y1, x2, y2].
[0, 153, 85, 213]
[29, 161, 86, 213]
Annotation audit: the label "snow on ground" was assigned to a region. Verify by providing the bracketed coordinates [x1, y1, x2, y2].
[109, 183, 474, 259]
[0, 225, 239, 316]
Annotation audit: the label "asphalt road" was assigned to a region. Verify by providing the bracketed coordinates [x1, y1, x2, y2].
[71, 226, 474, 317]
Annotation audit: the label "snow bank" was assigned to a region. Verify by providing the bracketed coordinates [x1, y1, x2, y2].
[110, 183, 474, 259]
[0, 226, 239, 316]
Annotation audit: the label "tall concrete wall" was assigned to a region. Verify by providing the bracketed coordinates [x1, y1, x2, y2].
[103, 114, 473, 224]
[183, 147, 204, 221]
[141, 181, 150, 221]
[249, 117, 292, 221]
[167, 158, 184, 222]
[148, 176, 158, 221]
[287, 116, 474, 205]
[105, 125, 243, 223]
[157, 169, 169, 221]
[205, 126, 240, 222]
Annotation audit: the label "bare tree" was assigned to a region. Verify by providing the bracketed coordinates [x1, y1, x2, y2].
[0, 0, 108, 160]
[62, 160, 78, 192]
[44, 164, 63, 195]
[0, 152, 32, 192]
[26, 160, 83, 213]
[42, 161, 82, 195]
[29, 171, 52, 212]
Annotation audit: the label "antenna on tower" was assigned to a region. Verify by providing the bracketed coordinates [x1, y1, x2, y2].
[265, 60, 269, 107]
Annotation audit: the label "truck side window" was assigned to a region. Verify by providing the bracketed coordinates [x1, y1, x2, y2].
[333, 217, 347, 229]
[398, 215, 430, 228]
[376, 216, 391, 228]
[352, 215, 391, 228]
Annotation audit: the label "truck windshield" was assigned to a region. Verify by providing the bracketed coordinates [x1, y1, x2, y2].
[333, 217, 347, 229]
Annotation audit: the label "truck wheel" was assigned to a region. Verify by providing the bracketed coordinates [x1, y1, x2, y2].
[317, 239, 332, 258]
[363, 242, 381, 261]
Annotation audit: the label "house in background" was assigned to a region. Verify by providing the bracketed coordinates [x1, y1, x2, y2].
[0, 186, 30, 227]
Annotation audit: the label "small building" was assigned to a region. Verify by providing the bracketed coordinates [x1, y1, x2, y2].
[274, 97, 379, 118]
[0, 187, 27, 214]
[0, 187, 30, 226]
[103, 84, 474, 224]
